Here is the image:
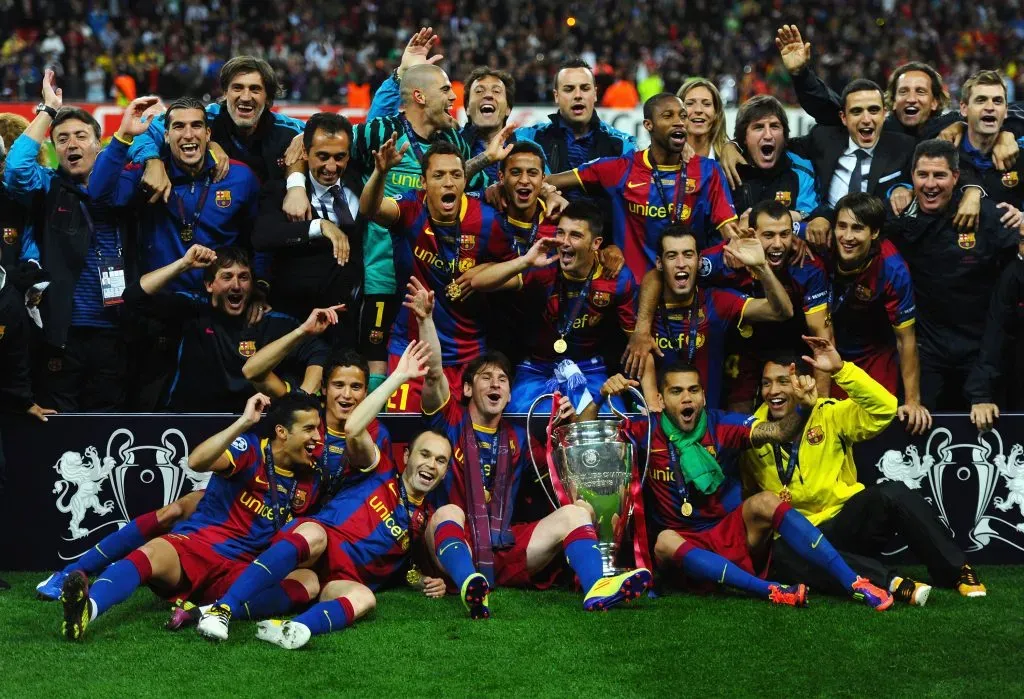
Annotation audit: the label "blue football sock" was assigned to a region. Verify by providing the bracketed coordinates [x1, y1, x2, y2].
[433, 520, 477, 590]
[239, 579, 309, 620]
[90, 558, 145, 617]
[291, 597, 354, 637]
[563, 524, 603, 592]
[775, 506, 858, 590]
[63, 511, 160, 575]
[220, 536, 307, 614]
[673, 544, 774, 599]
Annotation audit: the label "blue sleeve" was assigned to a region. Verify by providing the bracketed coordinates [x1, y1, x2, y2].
[604, 123, 636, 155]
[697, 247, 734, 288]
[789, 152, 819, 214]
[88, 137, 141, 205]
[3, 136, 53, 201]
[367, 76, 402, 121]
[127, 112, 167, 163]
[20, 219, 39, 262]
[269, 109, 305, 134]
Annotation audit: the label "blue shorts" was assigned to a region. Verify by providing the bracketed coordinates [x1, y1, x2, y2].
[508, 357, 624, 415]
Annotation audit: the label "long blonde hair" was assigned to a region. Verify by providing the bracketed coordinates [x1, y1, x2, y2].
[676, 77, 727, 158]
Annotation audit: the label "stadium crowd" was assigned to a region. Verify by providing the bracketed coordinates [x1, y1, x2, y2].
[0, 18, 1009, 647]
[2, 1, 1024, 106]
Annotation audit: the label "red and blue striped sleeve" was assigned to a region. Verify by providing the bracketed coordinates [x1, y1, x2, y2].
[710, 287, 751, 326]
[710, 410, 759, 449]
[573, 156, 630, 192]
[223, 433, 261, 479]
[614, 269, 638, 332]
[881, 250, 916, 328]
[796, 259, 830, 315]
[706, 161, 738, 229]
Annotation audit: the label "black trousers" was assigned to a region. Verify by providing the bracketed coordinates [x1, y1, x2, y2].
[36, 326, 127, 412]
[919, 353, 971, 411]
[769, 482, 966, 593]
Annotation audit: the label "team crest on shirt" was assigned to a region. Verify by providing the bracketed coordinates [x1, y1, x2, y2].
[1002, 171, 1019, 188]
[775, 191, 792, 207]
[693, 332, 706, 349]
[368, 329, 384, 344]
[460, 235, 476, 251]
[854, 284, 873, 301]
[685, 178, 697, 193]
[958, 232, 976, 250]
[591, 290, 610, 307]
[806, 426, 825, 445]
[458, 258, 476, 273]
[680, 205, 692, 221]
[2, 227, 18, 245]
[238, 340, 257, 357]
[215, 190, 232, 208]
[48, 358, 62, 372]
[292, 489, 307, 510]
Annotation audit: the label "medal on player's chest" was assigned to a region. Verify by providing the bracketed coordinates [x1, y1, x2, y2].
[779, 486, 792, 503]
[680, 500, 693, 517]
[446, 280, 462, 301]
[484, 488, 492, 503]
[553, 337, 568, 354]
[180, 225, 194, 243]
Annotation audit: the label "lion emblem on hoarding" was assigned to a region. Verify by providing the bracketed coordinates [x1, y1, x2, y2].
[52, 446, 116, 539]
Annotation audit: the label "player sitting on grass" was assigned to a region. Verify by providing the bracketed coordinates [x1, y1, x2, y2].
[407, 276, 652, 618]
[196, 341, 452, 649]
[59, 392, 324, 641]
[594, 348, 895, 611]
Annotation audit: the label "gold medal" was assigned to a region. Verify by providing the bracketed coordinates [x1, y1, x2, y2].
[553, 337, 568, 354]
[446, 280, 462, 301]
[405, 565, 423, 587]
[484, 488, 492, 503]
[681, 501, 693, 517]
[779, 486, 792, 503]
[180, 225, 194, 243]
[738, 324, 753, 339]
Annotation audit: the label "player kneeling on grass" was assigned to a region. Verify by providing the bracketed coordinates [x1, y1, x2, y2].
[406, 276, 652, 618]
[59, 392, 324, 641]
[594, 351, 895, 611]
[197, 341, 451, 649]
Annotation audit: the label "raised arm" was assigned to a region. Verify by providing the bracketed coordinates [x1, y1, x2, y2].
[189, 393, 270, 473]
[346, 340, 431, 469]
[470, 236, 558, 291]
[404, 277, 448, 414]
[750, 364, 817, 447]
[140, 244, 217, 295]
[358, 133, 406, 225]
[620, 268, 664, 378]
[243, 305, 344, 397]
[776, 25, 843, 126]
[3, 70, 63, 198]
[723, 235, 793, 322]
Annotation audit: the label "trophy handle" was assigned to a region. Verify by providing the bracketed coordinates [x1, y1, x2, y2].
[526, 392, 562, 510]
[618, 386, 652, 490]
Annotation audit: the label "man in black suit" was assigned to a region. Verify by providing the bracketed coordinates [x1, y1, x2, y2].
[253, 113, 363, 350]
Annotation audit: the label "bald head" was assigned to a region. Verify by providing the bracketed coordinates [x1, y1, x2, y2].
[401, 64, 447, 106]
[401, 64, 458, 131]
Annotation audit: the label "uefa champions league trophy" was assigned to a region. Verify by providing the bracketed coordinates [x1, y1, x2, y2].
[528, 388, 651, 577]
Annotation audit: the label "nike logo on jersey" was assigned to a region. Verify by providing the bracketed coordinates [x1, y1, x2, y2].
[255, 475, 269, 486]
[719, 565, 727, 584]
[626, 181, 647, 189]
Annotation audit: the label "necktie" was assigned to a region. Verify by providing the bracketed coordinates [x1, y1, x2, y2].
[329, 184, 355, 227]
[847, 148, 870, 196]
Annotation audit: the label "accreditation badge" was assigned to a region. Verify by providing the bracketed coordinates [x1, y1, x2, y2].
[98, 254, 126, 306]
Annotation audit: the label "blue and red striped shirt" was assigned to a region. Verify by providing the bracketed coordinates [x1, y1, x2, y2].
[573, 149, 737, 281]
[319, 418, 393, 501]
[388, 192, 516, 364]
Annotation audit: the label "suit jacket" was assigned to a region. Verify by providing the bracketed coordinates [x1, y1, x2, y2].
[252, 173, 365, 320]
[789, 125, 916, 213]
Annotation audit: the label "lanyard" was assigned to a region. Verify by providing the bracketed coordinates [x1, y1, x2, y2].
[658, 291, 701, 363]
[78, 198, 123, 254]
[556, 263, 596, 340]
[263, 443, 298, 531]
[172, 177, 212, 231]
[771, 436, 802, 489]
[435, 219, 463, 284]
[649, 152, 684, 222]
[401, 116, 427, 164]
[396, 475, 423, 544]
[502, 213, 540, 255]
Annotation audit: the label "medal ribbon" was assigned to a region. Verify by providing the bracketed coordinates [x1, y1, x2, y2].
[172, 176, 212, 234]
[401, 116, 428, 164]
[772, 435, 802, 489]
[502, 213, 540, 256]
[396, 474, 425, 547]
[648, 151, 684, 222]
[665, 443, 692, 514]
[555, 262, 596, 342]
[658, 290, 701, 363]
[263, 443, 299, 531]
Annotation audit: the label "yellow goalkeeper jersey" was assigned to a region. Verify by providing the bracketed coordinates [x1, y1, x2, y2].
[740, 362, 897, 526]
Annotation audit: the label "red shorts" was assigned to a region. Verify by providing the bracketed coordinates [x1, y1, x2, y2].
[724, 352, 760, 409]
[433, 520, 565, 591]
[665, 507, 770, 590]
[158, 531, 249, 604]
[836, 348, 899, 400]
[385, 355, 465, 413]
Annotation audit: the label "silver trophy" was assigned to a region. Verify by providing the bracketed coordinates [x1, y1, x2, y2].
[528, 389, 651, 577]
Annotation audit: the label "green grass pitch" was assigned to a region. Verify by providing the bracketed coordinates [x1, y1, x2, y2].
[2, 568, 1022, 698]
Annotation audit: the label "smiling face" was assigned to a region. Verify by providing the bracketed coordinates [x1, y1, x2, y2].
[307, 128, 350, 187]
[841, 90, 885, 149]
[275, 408, 322, 469]
[962, 83, 1007, 141]
[204, 262, 252, 316]
[657, 234, 699, 300]
[681, 85, 716, 139]
[834, 207, 878, 267]
[165, 107, 210, 172]
[324, 365, 367, 426]
[424, 153, 466, 222]
[224, 70, 267, 131]
[402, 431, 451, 498]
[645, 96, 688, 155]
[754, 212, 794, 271]
[51, 118, 100, 181]
[761, 361, 797, 420]
[467, 75, 510, 130]
[912, 155, 958, 215]
[420, 71, 459, 130]
[555, 216, 601, 276]
[555, 67, 597, 127]
[660, 369, 706, 432]
[500, 152, 544, 212]
[744, 114, 785, 169]
[463, 362, 511, 421]
[893, 70, 939, 128]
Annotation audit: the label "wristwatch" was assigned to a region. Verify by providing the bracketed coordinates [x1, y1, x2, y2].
[35, 103, 58, 119]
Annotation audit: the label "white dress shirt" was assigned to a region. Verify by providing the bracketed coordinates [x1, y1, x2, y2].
[827, 137, 877, 207]
[308, 177, 359, 238]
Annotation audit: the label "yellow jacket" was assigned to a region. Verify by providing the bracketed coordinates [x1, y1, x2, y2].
[740, 362, 897, 526]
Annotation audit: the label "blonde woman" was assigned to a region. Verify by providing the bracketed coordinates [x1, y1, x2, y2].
[677, 77, 728, 160]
